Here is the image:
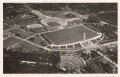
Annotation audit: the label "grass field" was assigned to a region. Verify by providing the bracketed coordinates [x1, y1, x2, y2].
[47, 22, 61, 27]
[42, 26, 98, 45]
[27, 35, 47, 46]
[14, 17, 41, 29]
[29, 28, 45, 33]
[9, 28, 35, 39]
[97, 12, 117, 25]
[3, 34, 9, 39]
[3, 23, 12, 30]
[4, 37, 22, 47]
[18, 41, 42, 52]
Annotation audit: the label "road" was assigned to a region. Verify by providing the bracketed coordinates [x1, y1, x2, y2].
[4, 30, 51, 51]
[98, 11, 117, 14]
[96, 51, 117, 67]
[90, 11, 117, 26]
[5, 28, 118, 66]
[4, 5, 117, 53]
[102, 41, 117, 46]
[24, 5, 45, 19]
[88, 41, 117, 67]
[4, 26, 118, 68]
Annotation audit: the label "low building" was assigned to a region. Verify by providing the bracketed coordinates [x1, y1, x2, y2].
[27, 24, 43, 29]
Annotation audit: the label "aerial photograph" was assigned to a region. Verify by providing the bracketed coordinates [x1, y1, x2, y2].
[3, 3, 117, 73]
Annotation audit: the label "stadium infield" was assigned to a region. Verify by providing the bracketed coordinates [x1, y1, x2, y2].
[41, 26, 99, 45]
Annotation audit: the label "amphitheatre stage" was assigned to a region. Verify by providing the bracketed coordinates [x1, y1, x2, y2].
[58, 55, 85, 72]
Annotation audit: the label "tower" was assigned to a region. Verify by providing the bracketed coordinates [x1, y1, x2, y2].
[83, 33, 86, 41]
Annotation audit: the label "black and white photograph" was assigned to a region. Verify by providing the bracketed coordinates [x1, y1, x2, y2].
[3, 3, 118, 74]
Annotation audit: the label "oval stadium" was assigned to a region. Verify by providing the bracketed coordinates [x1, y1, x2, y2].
[41, 17, 68, 29]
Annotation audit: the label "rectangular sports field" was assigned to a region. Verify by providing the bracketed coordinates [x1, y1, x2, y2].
[9, 28, 35, 39]
[18, 41, 42, 52]
[4, 36, 22, 48]
[42, 26, 98, 45]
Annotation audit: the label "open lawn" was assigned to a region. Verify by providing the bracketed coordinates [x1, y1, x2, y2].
[97, 12, 117, 25]
[4, 36, 22, 47]
[18, 41, 42, 52]
[29, 28, 45, 33]
[47, 22, 61, 27]
[14, 17, 41, 29]
[9, 28, 35, 39]
[27, 35, 45, 45]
